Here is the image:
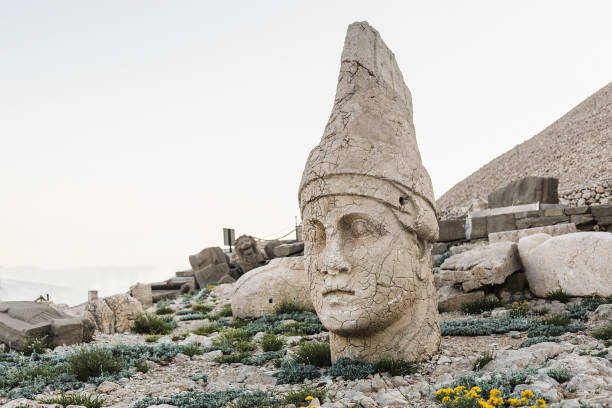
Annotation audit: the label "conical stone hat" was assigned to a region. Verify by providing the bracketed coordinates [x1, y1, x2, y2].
[299, 21, 438, 241]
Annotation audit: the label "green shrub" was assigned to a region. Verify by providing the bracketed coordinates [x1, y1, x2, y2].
[242, 350, 286, 366]
[274, 359, 320, 384]
[231, 318, 249, 329]
[328, 357, 376, 380]
[172, 333, 188, 341]
[295, 341, 331, 367]
[68, 347, 124, 381]
[213, 351, 253, 364]
[546, 289, 571, 303]
[226, 391, 279, 408]
[244, 311, 322, 337]
[441, 318, 530, 336]
[21, 336, 50, 356]
[192, 323, 220, 335]
[283, 385, 327, 405]
[191, 374, 208, 382]
[134, 359, 149, 373]
[38, 392, 106, 408]
[131, 391, 253, 408]
[591, 325, 612, 341]
[374, 358, 417, 376]
[217, 304, 233, 317]
[273, 321, 322, 336]
[181, 344, 203, 357]
[155, 306, 174, 315]
[274, 302, 306, 314]
[518, 336, 560, 348]
[538, 314, 571, 326]
[133, 314, 176, 335]
[450, 368, 536, 400]
[547, 367, 571, 383]
[462, 298, 502, 315]
[192, 303, 213, 313]
[261, 334, 284, 352]
[175, 309, 199, 316]
[145, 335, 162, 343]
[472, 351, 495, 371]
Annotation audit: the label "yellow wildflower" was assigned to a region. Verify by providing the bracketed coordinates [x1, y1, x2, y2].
[305, 396, 314, 401]
[441, 396, 450, 403]
[478, 399, 495, 408]
[521, 389, 534, 399]
[471, 386, 482, 393]
[454, 397, 461, 403]
[508, 398, 521, 406]
[489, 389, 501, 397]
[536, 399, 546, 405]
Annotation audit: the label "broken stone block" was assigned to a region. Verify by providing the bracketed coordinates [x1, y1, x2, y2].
[438, 219, 466, 242]
[272, 241, 304, 257]
[488, 223, 576, 243]
[188, 246, 227, 271]
[232, 256, 311, 318]
[438, 242, 522, 292]
[129, 283, 152, 308]
[437, 286, 485, 312]
[194, 263, 230, 287]
[486, 213, 517, 234]
[0, 301, 84, 350]
[488, 177, 559, 209]
[518, 232, 612, 297]
[234, 235, 266, 272]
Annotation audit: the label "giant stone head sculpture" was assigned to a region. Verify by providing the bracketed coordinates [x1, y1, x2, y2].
[298, 22, 441, 362]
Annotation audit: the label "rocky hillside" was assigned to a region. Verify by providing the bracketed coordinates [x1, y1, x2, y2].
[437, 81, 612, 217]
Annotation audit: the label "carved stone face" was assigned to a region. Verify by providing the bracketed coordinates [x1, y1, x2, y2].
[303, 195, 424, 336]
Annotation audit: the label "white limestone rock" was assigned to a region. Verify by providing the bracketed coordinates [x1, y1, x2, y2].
[231, 256, 312, 318]
[437, 242, 522, 292]
[518, 232, 612, 297]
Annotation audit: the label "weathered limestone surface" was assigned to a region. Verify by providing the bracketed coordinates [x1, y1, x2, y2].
[437, 242, 522, 292]
[488, 223, 576, 243]
[85, 294, 144, 334]
[272, 241, 304, 257]
[234, 235, 266, 273]
[129, 283, 152, 308]
[188, 247, 227, 271]
[518, 232, 612, 297]
[231, 256, 312, 318]
[0, 301, 84, 350]
[194, 263, 231, 287]
[298, 22, 440, 362]
[437, 286, 484, 312]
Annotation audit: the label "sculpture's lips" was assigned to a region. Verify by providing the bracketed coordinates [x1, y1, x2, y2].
[322, 288, 355, 297]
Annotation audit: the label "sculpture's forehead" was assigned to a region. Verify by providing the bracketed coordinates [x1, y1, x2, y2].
[302, 195, 390, 222]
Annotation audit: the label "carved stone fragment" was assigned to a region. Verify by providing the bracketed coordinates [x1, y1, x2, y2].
[234, 235, 266, 273]
[298, 21, 440, 362]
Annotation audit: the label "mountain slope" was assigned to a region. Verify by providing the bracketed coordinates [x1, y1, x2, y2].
[436, 81, 612, 215]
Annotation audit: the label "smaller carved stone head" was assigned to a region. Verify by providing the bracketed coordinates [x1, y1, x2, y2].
[235, 235, 265, 273]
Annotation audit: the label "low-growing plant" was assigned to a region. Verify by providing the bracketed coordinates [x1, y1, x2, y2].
[38, 392, 106, 408]
[191, 374, 208, 382]
[145, 335, 162, 343]
[274, 359, 320, 384]
[591, 325, 612, 341]
[448, 369, 537, 401]
[283, 385, 327, 405]
[68, 347, 124, 381]
[462, 298, 502, 315]
[155, 306, 174, 315]
[527, 323, 586, 338]
[134, 358, 149, 373]
[508, 300, 530, 318]
[133, 314, 177, 335]
[172, 333, 188, 341]
[192, 323, 220, 335]
[131, 391, 260, 408]
[274, 301, 306, 314]
[274, 321, 322, 336]
[181, 344, 203, 357]
[547, 366, 571, 383]
[546, 289, 571, 303]
[472, 351, 495, 371]
[21, 336, 49, 356]
[295, 341, 331, 367]
[328, 357, 376, 380]
[226, 391, 279, 408]
[242, 350, 286, 366]
[213, 351, 253, 364]
[231, 318, 249, 329]
[435, 387, 546, 408]
[217, 304, 233, 317]
[375, 358, 417, 376]
[192, 303, 213, 313]
[441, 318, 530, 336]
[518, 336, 560, 348]
[261, 334, 284, 352]
[178, 313, 208, 321]
[537, 314, 571, 326]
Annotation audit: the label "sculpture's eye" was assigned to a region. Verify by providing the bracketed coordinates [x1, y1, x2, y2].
[350, 219, 372, 238]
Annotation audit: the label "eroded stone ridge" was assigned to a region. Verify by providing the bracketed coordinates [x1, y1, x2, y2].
[299, 21, 440, 362]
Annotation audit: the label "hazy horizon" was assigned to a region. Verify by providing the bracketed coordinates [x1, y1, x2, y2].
[2, 1, 612, 276]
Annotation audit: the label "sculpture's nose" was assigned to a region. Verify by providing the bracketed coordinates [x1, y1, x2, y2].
[320, 232, 350, 275]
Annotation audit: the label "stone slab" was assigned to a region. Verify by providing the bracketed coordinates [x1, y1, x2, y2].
[563, 206, 590, 215]
[488, 176, 559, 208]
[465, 216, 487, 240]
[486, 213, 517, 233]
[515, 215, 569, 229]
[438, 219, 465, 242]
[194, 263, 231, 287]
[175, 269, 194, 278]
[437, 286, 484, 312]
[272, 241, 304, 257]
[489, 223, 577, 243]
[570, 214, 595, 226]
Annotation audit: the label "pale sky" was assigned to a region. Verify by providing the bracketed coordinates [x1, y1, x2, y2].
[2, 1, 611, 275]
